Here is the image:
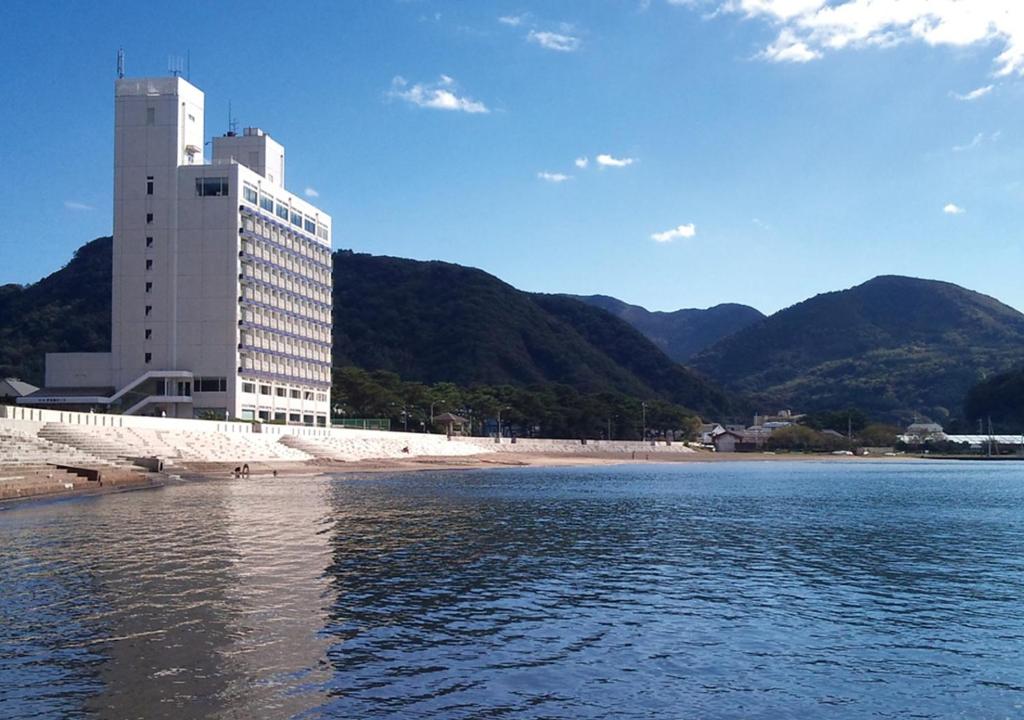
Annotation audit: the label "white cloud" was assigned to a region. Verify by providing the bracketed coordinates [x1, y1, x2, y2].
[64, 200, 93, 211]
[528, 30, 582, 52]
[537, 171, 572, 183]
[943, 202, 965, 215]
[709, 1, 1024, 76]
[760, 28, 821, 62]
[596, 153, 636, 167]
[952, 132, 984, 152]
[498, 14, 525, 26]
[388, 75, 489, 114]
[575, 156, 589, 169]
[304, 187, 320, 198]
[951, 84, 994, 101]
[651, 223, 697, 242]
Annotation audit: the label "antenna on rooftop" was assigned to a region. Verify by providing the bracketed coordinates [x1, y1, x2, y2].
[117, 48, 125, 79]
[227, 100, 237, 136]
[168, 55, 184, 77]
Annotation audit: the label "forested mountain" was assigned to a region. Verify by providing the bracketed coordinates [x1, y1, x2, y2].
[332, 251, 730, 417]
[572, 294, 764, 361]
[963, 367, 1024, 432]
[690, 275, 1024, 422]
[0, 239, 730, 419]
[0, 236, 111, 384]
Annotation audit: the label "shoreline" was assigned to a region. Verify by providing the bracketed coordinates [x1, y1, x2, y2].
[1, 450, 931, 509]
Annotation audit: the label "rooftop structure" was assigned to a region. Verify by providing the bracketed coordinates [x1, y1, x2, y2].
[22, 76, 332, 425]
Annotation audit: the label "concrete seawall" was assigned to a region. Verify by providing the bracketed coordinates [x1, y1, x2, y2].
[0, 405, 699, 500]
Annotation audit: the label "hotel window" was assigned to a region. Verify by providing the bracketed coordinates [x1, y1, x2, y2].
[242, 382, 256, 394]
[274, 412, 286, 422]
[146, 236, 153, 248]
[276, 387, 287, 397]
[146, 176, 154, 195]
[304, 218, 316, 234]
[290, 389, 301, 399]
[196, 177, 229, 197]
[145, 281, 152, 293]
[145, 328, 152, 339]
[276, 202, 289, 221]
[260, 385, 272, 395]
[243, 184, 258, 204]
[261, 194, 274, 212]
[144, 352, 152, 364]
[145, 305, 152, 316]
[196, 377, 227, 392]
[303, 414, 314, 426]
[145, 259, 153, 270]
[289, 413, 300, 423]
[146, 212, 153, 224]
[317, 224, 329, 241]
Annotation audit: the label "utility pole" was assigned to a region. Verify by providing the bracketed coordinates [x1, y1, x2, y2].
[988, 416, 994, 457]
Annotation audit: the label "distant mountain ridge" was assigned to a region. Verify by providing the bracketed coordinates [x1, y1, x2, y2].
[690, 275, 1024, 421]
[571, 294, 765, 361]
[6, 241, 1024, 425]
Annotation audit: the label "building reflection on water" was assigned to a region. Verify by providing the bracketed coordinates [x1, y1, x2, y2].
[0, 477, 337, 719]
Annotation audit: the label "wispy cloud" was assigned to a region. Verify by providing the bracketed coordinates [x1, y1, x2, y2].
[651, 223, 696, 243]
[537, 171, 572, 183]
[388, 75, 489, 114]
[64, 200, 94, 211]
[696, 2, 1024, 76]
[951, 84, 994, 101]
[952, 133, 984, 152]
[527, 29, 581, 52]
[304, 187, 320, 198]
[498, 14, 525, 26]
[596, 153, 636, 168]
[574, 156, 589, 169]
[943, 203, 965, 215]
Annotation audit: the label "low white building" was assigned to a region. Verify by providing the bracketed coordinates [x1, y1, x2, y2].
[22, 75, 332, 426]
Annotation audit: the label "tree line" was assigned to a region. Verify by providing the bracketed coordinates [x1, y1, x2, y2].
[332, 366, 702, 440]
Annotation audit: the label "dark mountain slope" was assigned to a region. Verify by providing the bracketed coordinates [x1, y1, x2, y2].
[0, 237, 112, 385]
[963, 367, 1024, 432]
[332, 251, 729, 417]
[690, 275, 1024, 421]
[573, 294, 764, 361]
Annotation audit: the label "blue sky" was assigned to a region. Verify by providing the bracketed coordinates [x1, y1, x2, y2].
[2, 1, 1023, 315]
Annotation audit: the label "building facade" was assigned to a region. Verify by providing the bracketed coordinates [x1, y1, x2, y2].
[26, 76, 332, 425]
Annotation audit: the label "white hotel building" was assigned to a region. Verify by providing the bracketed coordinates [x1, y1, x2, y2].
[27, 76, 333, 425]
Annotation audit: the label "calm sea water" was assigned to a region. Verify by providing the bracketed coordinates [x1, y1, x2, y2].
[2, 461, 1024, 719]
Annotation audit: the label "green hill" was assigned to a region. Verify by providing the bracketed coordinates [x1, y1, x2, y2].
[571, 294, 764, 361]
[690, 275, 1024, 422]
[0, 239, 730, 419]
[963, 367, 1024, 432]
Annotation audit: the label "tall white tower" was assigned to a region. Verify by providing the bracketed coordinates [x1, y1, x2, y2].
[112, 77, 205, 388]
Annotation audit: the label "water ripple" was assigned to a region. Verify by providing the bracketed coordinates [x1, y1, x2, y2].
[2, 461, 1024, 718]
